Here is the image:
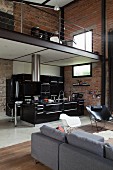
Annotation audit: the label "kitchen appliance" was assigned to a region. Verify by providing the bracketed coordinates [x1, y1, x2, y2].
[6, 74, 41, 116]
[72, 93, 83, 101]
[6, 78, 22, 117]
[72, 93, 79, 101]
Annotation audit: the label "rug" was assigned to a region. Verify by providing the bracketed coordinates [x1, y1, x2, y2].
[67, 123, 113, 144]
[0, 141, 51, 170]
[78, 123, 113, 144]
[77, 121, 113, 133]
[67, 123, 109, 134]
[94, 130, 113, 140]
[78, 124, 108, 133]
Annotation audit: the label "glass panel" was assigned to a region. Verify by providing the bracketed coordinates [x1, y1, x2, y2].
[73, 64, 91, 77]
[73, 31, 92, 52]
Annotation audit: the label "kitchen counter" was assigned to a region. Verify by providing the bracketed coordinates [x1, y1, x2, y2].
[20, 100, 84, 125]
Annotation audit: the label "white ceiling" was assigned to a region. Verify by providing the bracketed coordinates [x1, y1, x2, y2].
[46, 0, 74, 7]
[0, 38, 99, 66]
[0, 38, 46, 60]
[23, 0, 74, 7]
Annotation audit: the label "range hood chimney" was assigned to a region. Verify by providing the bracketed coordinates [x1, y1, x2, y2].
[32, 54, 40, 82]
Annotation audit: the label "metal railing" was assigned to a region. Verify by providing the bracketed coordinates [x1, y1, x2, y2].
[0, 1, 101, 52]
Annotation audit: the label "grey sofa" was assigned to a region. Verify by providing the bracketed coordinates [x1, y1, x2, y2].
[31, 125, 113, 170]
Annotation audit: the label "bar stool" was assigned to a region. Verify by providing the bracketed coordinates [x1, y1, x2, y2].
[7, 102, 14, 121]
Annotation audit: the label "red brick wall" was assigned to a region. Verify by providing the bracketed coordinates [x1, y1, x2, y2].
[64, 0, 101, 105]
[64, 0, 112, 108]
[14, 3, 59, 35]
[106, 0, 113, 31]
[13, 0, 113, 109]
[64, 0, 102, 54]
[64, 62, 101, 107]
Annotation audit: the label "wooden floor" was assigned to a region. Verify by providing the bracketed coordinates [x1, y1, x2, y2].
[1, 122, 113, 170]
[0, 141, 51, 170]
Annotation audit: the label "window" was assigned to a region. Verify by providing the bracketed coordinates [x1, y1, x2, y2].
[73, 31, 92, 52]
[72, 63, 92, 78]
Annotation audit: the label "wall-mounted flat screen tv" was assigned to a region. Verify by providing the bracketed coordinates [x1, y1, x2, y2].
[72, 63, 92, 78]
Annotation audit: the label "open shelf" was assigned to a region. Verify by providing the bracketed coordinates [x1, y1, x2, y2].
[73, 84, 90, 86]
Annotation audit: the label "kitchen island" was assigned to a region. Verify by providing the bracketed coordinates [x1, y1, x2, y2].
[20, 100, 84, 126]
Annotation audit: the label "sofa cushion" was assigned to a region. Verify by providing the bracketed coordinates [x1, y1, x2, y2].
[72, 130, 104, 142]
[66, 132, 104, 156]
[40, 125, 66, 142]
[105, 143, 113, 161]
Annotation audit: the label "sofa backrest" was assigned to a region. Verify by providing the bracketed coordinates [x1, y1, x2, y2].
[40, 125, 66, 142]
[66, 131, 104, 156]
[71, 130, 104, 142]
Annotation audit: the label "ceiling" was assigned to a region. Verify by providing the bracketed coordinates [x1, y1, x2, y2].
[0, 37, 99, 66]
[23, 0, 74, 7]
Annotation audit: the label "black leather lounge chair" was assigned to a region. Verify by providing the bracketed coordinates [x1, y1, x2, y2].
[86, 105, 113, 131]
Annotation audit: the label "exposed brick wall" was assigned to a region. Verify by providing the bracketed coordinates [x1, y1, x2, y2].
[0, 59, 13, 112]
[0, 0, 13, 14]
[63, 0, 113, 110]
[0, 0, 113, 113]
[64, 62, 101, 107]
[64, 0, 108, 109]
[106, 0, 113, 31]
[13, 3, 59, 35]
[64, 0, 102, 54]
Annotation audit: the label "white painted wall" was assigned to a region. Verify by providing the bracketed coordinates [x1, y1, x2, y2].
[13, 61, 31, 74]
[40, 64, 60, 76]
[13, 61, 60, 76]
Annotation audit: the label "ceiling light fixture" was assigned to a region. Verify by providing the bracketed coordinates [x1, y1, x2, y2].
[54, 4, 60, 11]
[54, 0, 60, 11]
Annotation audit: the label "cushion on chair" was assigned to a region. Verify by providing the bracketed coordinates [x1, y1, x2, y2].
[91, 105, 102, 111]
[40, 125, 66, 142]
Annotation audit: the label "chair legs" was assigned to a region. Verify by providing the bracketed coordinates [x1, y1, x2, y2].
[7, 103, 14, 122]
[90, 115, 106, 131]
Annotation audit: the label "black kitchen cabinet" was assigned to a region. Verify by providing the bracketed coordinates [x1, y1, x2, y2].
[6, 74, 41, 117]
[21, 100, 84, 125]
[40, 75, 64, 98]
[6, 74, 64, 117]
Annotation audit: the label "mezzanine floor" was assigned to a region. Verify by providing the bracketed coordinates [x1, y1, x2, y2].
[0, 112, 90, 149]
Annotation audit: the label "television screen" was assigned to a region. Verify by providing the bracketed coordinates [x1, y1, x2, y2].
[72, 63, 92, 78]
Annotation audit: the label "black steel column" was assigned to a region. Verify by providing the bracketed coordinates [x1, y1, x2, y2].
[101, 0, 106, 105]
[108, 30, 113, 111]
[60, 7, 64, 40]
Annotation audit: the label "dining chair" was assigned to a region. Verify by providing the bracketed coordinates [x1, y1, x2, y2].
[59, 113, 81, 133]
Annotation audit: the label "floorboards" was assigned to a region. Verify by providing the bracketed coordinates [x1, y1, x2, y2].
[0, 141, 51, 170]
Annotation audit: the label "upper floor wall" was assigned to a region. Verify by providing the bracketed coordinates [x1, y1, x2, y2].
[13, 3, 59, 36]
[64, 0, 113, 58]
[64, 0, 102, 55]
